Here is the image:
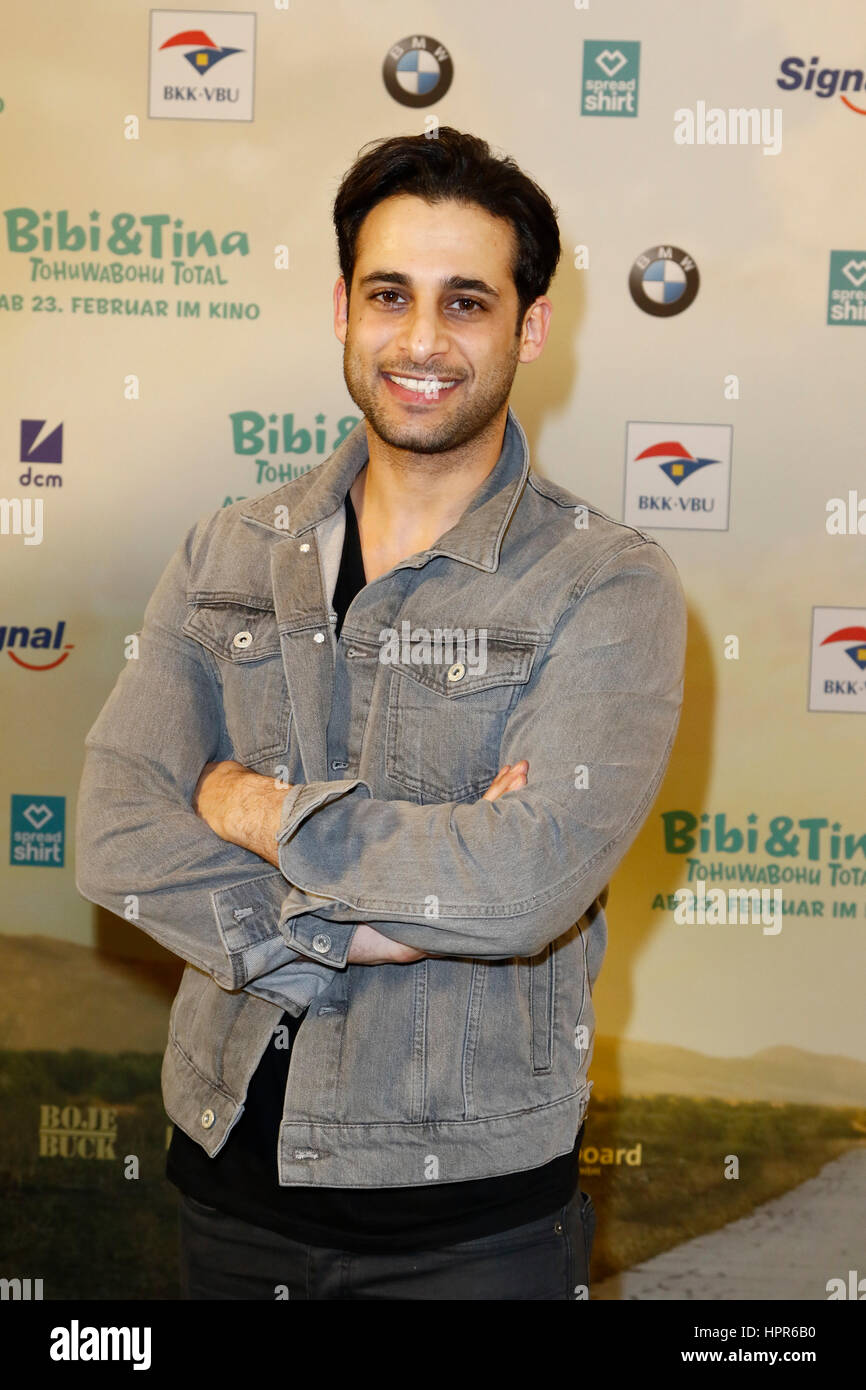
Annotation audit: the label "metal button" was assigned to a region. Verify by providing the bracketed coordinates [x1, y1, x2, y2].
[232, 631, 253, 649]
[312, 933, 332, 954]
[201, 1108, 215, 1129]
[446, 661, 466, 682]
[300, 542, 310, 552]
[554, 1220, 563, 1234]
[313, 632, 325, 644]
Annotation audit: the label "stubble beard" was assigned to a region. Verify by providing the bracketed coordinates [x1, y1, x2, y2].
[342, 336, 521, 458]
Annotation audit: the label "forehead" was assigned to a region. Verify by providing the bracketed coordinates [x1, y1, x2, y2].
[353, 195, 516, 288]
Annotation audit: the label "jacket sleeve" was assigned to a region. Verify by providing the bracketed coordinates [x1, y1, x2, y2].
[74, 520, 343, 1003]
[274, 538, 687, 961]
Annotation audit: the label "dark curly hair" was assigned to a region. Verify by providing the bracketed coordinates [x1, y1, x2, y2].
[333, 127, 562, 336]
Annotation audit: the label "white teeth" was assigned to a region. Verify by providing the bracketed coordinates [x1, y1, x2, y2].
[387, 374, 457, 393]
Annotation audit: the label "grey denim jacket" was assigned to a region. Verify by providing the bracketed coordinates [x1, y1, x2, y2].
[75, 407, 686, 1188]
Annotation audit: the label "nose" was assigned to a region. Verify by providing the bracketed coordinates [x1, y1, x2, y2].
[396, 296, 451, 366]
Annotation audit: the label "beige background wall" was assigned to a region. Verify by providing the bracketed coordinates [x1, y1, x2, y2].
[2, 0, 864, 1300]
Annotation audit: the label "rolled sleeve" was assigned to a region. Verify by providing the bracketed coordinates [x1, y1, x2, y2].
[277, 777, 372, 843]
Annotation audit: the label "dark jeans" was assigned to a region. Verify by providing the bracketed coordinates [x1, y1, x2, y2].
[178, 1187, 597, 1301]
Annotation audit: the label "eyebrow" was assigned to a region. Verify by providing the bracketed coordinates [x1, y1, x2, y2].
[357, 270, 501, 299]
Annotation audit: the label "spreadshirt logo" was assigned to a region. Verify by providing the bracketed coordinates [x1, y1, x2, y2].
[581, 41, 640, 117]
[827, 251, 866, 326]
[10, 795, 66, 867]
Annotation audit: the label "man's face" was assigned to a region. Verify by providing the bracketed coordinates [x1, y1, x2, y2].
[335, 195, 538, 455]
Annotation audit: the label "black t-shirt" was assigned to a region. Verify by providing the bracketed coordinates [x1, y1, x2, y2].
[166, 490, 583, 1251]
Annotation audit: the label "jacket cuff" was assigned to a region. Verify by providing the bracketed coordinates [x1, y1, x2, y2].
[274, 779, 372, 968]
[244, 958, 344, 1015]
[277, 777, 372, 846]
[277, 887, 359, 968]
[211, 869, 302, 988]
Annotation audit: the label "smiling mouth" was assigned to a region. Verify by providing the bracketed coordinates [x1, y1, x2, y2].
[382, 371, 460, 397]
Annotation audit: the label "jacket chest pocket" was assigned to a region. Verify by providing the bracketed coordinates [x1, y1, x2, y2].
[384, 637, 536, 802]
[182, 601, 292, 771]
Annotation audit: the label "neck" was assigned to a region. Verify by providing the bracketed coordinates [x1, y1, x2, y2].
[349, 407, 508, 568]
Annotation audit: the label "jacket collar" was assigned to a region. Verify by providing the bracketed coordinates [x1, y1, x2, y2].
[239, 405, 531, 574]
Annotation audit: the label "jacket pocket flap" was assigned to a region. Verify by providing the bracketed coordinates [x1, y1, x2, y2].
[389, 637, 536, 698]
[182, 602, 282, 662]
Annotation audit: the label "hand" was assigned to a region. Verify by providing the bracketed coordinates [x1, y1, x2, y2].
[346, 759, 529, 965]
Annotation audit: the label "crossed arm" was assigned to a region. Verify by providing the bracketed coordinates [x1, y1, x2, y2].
[193, 758, 529, 964]
[76, 524, 685, 987]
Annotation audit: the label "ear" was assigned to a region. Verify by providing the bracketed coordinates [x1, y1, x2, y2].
[518, 297, 553, 364]
[334, 276, 349, 344]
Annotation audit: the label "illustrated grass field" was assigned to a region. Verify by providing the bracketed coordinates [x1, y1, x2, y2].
[0, 1050, 862, 1298]
[581, 1094, 865, 1283]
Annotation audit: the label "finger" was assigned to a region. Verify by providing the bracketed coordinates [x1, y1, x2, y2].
[481, 765, 512, 799]
[483, 778, 522, 803]
[497, 760, 527, 783]
[502, 762, 528, 784]
[499, 767, 528, 795]
[482, 761, 529, 800]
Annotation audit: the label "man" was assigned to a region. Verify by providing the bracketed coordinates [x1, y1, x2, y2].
[76, 127, 687, 1300]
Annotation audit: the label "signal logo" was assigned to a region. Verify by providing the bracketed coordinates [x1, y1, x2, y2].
[777, 57, 866, 115]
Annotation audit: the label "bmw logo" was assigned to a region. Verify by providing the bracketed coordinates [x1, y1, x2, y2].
[629, 245, 699, 317]
[383, 35, 453, 107]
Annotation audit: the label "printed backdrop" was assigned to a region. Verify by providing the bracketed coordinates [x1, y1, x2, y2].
[1, 0, 864, 1302]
